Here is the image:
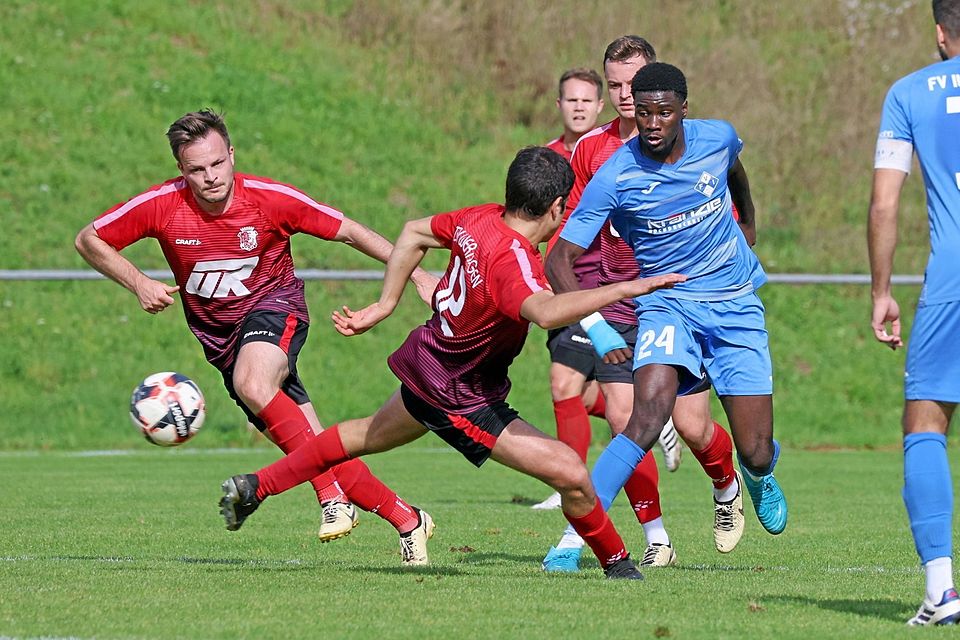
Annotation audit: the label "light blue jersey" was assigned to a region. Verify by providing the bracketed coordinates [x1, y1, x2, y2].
[877, 55, 960, 306]
[560, 119, 766, 302]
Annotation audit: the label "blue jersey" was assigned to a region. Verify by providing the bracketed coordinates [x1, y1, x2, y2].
[878, 56, 960, 306]
[560, 119, 765, 302]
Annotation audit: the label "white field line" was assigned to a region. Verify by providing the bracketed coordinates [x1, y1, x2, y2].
[0, 447, 457, 458]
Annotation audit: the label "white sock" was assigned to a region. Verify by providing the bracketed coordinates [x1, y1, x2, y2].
[556, 524, 585, 550]
[642, 516, 670, 546]
[714, 476, 740, 503]
[925, 556, 954, 602]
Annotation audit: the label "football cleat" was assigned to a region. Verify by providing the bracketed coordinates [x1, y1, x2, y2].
[219, 474, 261, 531]
[542, 546, 582, 572]
[318, 500, 359, 542]
[908, 588, 960, 626]
[714, 471, 745, 553]
[531, 491, 562, 511]
[739, 441, 787, 535]
[657, 418, 682, 472]
[604, 555, 644, 580]
[399, 507, 434, 566]
[640, 542, 677, 567]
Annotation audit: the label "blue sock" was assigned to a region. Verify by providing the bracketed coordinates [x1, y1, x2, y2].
[591, 434, 646, 510]
[903, 432, 953, 564]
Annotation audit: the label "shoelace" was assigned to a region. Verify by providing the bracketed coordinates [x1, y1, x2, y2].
[399, 533, 418, 561]
[715, 503, 737, 531]
[642, 544, 668, 565]
[322, 502, 348, 525]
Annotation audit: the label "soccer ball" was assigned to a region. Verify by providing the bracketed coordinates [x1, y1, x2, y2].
[130, 372, 206, 446]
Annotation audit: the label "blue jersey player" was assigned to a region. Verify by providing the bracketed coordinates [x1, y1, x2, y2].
[868, 0, 960, 626]
[547, 62, 788, 542]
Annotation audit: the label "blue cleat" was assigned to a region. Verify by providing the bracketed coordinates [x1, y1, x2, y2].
[738, 440, 787, 535]
[542, 546, 582, 572]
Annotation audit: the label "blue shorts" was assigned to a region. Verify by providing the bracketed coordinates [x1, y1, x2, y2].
[905, 300, 960, 403]
[633, 293, 773, 396]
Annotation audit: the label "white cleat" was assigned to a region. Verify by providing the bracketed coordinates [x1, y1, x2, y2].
[400, 507, 434, 566]
[639, 542, 677, 567]
[318, 500, 359, 542]
[657, 418, 682, 472]
[908, 588, 960, 626]
[714, 472, 745, 553]
[531, 491, 562, 510]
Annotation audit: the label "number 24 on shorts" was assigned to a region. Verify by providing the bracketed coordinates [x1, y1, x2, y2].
[636, 326, 675, 359]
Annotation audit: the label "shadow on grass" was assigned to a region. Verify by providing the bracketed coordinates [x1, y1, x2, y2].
[768, 595, 911, 623]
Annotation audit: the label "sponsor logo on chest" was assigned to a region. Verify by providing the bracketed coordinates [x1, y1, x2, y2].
[647, 196, 723, 235]
[185, 257, 260, 299]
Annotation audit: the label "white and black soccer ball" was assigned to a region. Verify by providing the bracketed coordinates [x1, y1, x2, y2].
[130, 372, 206, 446]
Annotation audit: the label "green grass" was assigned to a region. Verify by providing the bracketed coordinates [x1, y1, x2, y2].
[0, 447, 944, 639]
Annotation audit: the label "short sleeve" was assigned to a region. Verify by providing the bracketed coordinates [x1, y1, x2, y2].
[488, 239, 548, 321]
[878, 79, 914, 144]
[430, 209, 462, 249]
[243, 177, 343, 240]
[93, 181, 177, 250]
[559, 160, 618, 249]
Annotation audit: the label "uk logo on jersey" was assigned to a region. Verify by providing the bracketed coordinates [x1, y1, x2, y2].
[695, 172, 719, 197]
[185, 257, 259, 298]
[238, 226, 258, 251]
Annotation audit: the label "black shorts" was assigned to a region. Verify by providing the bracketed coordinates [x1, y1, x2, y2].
[546, 324, 596, 379]
[595, 322, 712, 394]
[400, 384, 519, 467]
[220, 309, 311, 432]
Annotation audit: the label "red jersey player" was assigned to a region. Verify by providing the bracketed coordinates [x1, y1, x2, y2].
[217, 146, 686, 578]
[75, 109, 439, 563]
[532, 67, 608, 512]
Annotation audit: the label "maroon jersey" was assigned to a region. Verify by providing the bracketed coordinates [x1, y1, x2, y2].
[93, 173, 343, 369]
[388, 204, 548, 413]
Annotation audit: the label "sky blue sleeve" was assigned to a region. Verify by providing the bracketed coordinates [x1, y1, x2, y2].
[559, 163, 618, 248]
[878, 79, 913, 144]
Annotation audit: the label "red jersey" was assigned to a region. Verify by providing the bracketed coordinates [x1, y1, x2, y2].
[388, 204, 548, 413]
[546, 118, 627, 290]
[94, 173, 343, 370]
[544, 135, 572, 161]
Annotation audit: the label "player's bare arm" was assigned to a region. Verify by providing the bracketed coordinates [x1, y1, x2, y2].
[333, 217, 439, 305]
[520, 273, 686, 330]
[74, 223, 179, 314]
[333, 216, 443, 336]
[544, 238, 587, 294]
[867, 168, 909, 350]
[728, 158, 756, 246]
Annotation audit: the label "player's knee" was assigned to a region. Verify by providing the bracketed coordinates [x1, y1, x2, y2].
[232, 371, 277, 412]
[736, 437, 773, 471]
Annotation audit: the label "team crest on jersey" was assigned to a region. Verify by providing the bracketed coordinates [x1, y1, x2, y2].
[238, 226, 258, 251]
[695, 172, 719, 197]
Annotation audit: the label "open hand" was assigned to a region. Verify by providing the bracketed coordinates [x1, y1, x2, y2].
[332, 303, 391, 336]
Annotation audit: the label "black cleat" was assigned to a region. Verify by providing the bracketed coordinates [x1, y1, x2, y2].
[604, 555, 644, 580]
[219, 474, 261, 531]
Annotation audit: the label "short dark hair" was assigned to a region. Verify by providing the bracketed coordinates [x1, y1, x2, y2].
[603, 35, 657, 65]
[933, 0, 960, 39]
[166, 109, 231, 162]
[558, 67, 603, 99]
[505, 147, 574, 218]
[631, 62, 688, 102]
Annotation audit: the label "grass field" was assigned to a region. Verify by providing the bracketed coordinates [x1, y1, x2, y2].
[0, 446, 941, 639]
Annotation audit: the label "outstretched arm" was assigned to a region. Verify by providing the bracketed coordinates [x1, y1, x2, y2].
[520, 273, 686, 330]
[332, 217, 443, 336]
[74, 223, 179, 314]
[333, 217, 438, 304]
[867, 168, 908, 350]
[728, 158, 756, 246]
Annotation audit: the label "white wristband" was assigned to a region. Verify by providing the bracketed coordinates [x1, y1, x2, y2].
[579, 312, 604, 332]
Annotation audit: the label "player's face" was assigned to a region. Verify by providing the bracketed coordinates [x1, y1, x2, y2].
[177, 132, 235, 209]
[604, 56, 648, 120]
[557, 78, 603, 136]
[634, 91, 687, 157]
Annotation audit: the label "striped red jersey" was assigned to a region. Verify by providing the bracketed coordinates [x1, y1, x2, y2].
[544, 134, 572, 161]
[545, 118, 626, 290]
[93, 173, 343, 369]
[388, 204, 548, 413]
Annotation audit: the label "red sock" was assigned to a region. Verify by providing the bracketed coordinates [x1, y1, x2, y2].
[257, 391, 342, 502]
[623, 452, 661, 523]
[690, 422, 736, 490]
[554, 396, 591, 463]
[586, 391, 606, 419]
[564, 498, 628, 569]
[256, 424, 350, 499]
[333, 458, 419, 533]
